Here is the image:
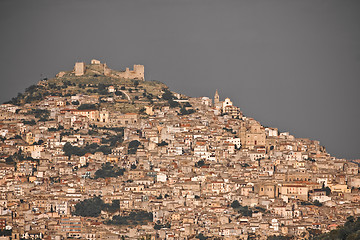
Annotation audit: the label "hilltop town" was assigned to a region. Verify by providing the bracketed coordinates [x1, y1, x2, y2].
[0, 60, 359, 240]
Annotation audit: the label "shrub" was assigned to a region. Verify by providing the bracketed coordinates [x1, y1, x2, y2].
[73, 196, 105, 217]
[128, 140, 141, 154]
[94, 162, 125, 179]
[106, 211, 153, 226]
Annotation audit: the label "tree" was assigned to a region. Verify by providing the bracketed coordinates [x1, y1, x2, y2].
[115, 91, 123, 96]
[97, 84, 109, 95]
[179, 106, 195, 115]
[63, 142, 74, 157]
[313, 216, 360, 240]
[241, 163, 250, 168]
[73, 197, 124, 217]
[323, 186, 331, 196]
[29, 109, 50, 121]
[94, 162, 125, 179]
[195, 160, 205, 168]
[161, 89, 174, 100]
[231, 200, 241, 209]
[128, 140, 141, 154]
[129, 140, 140, 149]
[105, 200, 120, 212]
[78, 104, 97, 110]
[168, 99, 179, 108]
[139, 107, 146, 114]
[133, 80, 139, 88]
[157, 141, 168, 146]
[73, 196, 105, 217]
[146, 93, 153, 101]
[0, 229, 12, 236]
[313, 200, 323, 207]
[101, 133, 124, 147]
[231, 200, 252, 216]
[105, 211, 153, 226]
[5, 156, 14, 165]
[23, 119, 36, 125]
[63, 142, 111, 157]
[154, 221, 171, 230]
[196, 233, 208, 240]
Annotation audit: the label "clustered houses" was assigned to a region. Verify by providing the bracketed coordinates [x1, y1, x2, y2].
[0, 89, 359, 240]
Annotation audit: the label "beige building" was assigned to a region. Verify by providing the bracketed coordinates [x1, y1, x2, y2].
[61, 109, 99, 122]
[255, 182, 278, 199]
[110, 113, 138, 126]
[145, 106, 154, 115]
[99, 109, 109, 123]
[25, 132, 35, 145]
[239, 122, 266, 149]
[344, 162, 359, 175]
[329, 184, 351, 193]
[279, 184, 309, 201]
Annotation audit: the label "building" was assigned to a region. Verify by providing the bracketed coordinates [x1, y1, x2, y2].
[60, 217, 83, 238]
[115, 64, 145, 80]
[74, 62, 85, 76]
[239, 121, 266, 149]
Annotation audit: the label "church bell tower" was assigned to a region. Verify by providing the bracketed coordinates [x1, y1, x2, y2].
[214, 89, 219, 105]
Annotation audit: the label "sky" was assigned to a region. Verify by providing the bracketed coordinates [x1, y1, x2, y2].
[0, 0, 359, 159]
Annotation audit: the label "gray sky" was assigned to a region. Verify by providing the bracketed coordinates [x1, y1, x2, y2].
[0, 0, 359, 159]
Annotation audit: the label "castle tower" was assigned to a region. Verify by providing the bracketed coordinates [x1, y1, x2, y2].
[133, 64, 145, 80]
[214, 89, 219, 105]
[103, 63, 111, 76]
[74, 62, 85, 76]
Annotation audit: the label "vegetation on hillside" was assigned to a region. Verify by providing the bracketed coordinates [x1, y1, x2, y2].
[73, 196, 105, 217]
[154, 221, 171, 230]
[4, 65, 168, 109]
[73, 196, 122, 217]
[231, 200, 253, 217]
[128, 140, 141, 154]
[313, 216, 360, 240]
[94, 162, 125, 179]
[63, 142, 111, 157]
[3, 63, 197, 118]
[105, 211, 153, 226]
[0, 229, 12, 237]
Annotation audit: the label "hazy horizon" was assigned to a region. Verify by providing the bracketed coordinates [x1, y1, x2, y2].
[0, 0, 359, 159]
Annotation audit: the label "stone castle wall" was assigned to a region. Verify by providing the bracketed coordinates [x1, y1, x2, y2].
[74, 62, 85, 76]
[73, 60, 144, 80]
[114, 64, 144, 80]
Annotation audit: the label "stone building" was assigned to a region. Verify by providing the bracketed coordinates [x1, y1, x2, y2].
[239, 121, 266, 149]
[115, 64, 145, 80]
[74, 62, 85, 76]
[73, 60, 145, 80]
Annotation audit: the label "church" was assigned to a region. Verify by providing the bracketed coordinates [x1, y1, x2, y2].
[213, 89, 242, 118]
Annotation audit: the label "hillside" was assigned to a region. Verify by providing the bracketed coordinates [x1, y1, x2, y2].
[0, 60, 358, 239]
[4, 60, 190, 114]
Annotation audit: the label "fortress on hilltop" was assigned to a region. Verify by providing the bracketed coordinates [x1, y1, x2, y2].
[71, 59, 145, 80]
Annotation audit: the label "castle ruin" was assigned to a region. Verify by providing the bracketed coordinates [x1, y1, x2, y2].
[73, 59, 145, 80]
[116, 64, 144, 80]
[74, 62, 85, 76]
